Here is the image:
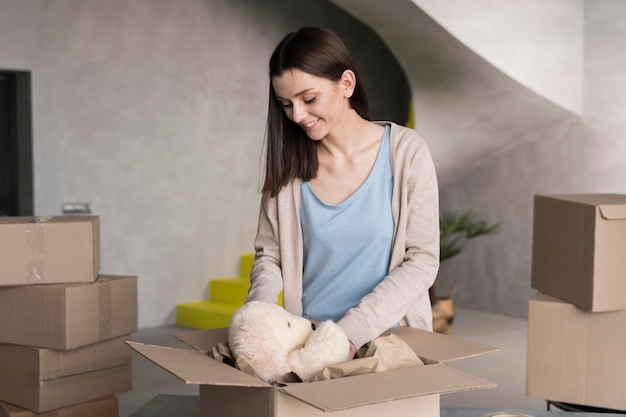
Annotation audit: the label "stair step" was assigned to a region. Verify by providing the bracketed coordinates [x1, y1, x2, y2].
[175, 301, 239, 329]
[239, 252, 255, 278]
[210, 277, 250, 305]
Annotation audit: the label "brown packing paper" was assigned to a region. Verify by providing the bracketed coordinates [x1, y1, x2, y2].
[310, 333, 424, 381]
[209, 342, 284, 382]
[210, 333, 423, 384]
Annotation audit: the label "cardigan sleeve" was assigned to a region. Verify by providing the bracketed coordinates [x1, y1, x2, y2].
[337, 124, 440, 349]
[246, 192, 284, 304]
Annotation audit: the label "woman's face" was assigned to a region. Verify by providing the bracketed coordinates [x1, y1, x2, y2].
[272, 68, 354, 141]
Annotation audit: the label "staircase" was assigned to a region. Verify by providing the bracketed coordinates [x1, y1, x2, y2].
[175, 253, 282, 329]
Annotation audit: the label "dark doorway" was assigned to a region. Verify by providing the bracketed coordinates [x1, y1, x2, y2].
[0, 70, 33, 216]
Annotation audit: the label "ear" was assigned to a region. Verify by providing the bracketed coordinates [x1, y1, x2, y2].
[339, 69, 356, 99]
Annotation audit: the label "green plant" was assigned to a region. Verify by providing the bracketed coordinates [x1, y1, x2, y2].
[439, 210, 500, 262]
[430, 209, 500, 303]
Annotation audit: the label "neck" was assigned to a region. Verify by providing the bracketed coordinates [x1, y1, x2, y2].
[321, 111, 379, 157]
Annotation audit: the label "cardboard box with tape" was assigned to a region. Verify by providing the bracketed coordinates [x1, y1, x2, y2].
[0, 275, 137, 349]
[0, 336, 131, 413]
[0, 216, 100, 286]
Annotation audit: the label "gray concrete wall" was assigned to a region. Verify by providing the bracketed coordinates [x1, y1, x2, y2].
[2, 0, 623, 325]
[0, 0, 409, 328]
[435, 0, 626, 318]
[583, 0, 626, 191]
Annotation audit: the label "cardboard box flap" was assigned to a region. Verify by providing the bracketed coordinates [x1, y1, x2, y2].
[598, 204, 626, 220]
[175, 327, 229, 353]
[281, 363, 496, 412]
[388, 327, 500, 363]
[127, 341, 268, 388]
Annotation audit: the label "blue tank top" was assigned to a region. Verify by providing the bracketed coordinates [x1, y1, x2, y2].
[300, 125, 394, 322]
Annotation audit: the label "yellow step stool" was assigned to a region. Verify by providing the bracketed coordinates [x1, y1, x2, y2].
[175, 252, 285, 329]
[175, 301, 240, 329]
[239, 252, 254, 278]
[176, 252, 255, 329]
[209, 277, 250, 305]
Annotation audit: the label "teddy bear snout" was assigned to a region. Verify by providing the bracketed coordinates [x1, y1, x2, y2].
[290, 316, 315, 348]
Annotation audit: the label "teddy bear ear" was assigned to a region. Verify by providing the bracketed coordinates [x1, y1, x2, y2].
[230, 321, 267, 355]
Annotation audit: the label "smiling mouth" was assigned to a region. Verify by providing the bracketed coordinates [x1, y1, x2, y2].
[302, 119, 319, 130]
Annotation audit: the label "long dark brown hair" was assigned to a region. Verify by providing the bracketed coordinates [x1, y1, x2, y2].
[262, 27, 371, 197]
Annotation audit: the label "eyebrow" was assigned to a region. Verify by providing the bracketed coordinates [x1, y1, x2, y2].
[275, 88, 316, 101]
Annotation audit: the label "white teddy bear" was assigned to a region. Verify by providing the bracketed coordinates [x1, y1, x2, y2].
[228, 301, 351, 384]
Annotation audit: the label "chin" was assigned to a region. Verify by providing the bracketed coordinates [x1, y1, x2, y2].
[304, 125, 330, 141]
[306, 134, 325, 142]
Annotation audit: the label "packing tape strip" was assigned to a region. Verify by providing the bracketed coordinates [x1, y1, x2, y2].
[99, 279, 112, 341]
[483, 413, 534, 417]
[31, 216, 53, 223]
[25, 222, 46, 282]
[26, 261, 44, 282]
[26, 223, 45, 254]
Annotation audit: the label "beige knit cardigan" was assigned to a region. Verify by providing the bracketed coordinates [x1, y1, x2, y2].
[247, 121, 440, 349]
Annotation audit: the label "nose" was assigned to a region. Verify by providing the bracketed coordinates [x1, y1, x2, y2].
[311, 322, 316, 331]
[291, 102, 306, 123]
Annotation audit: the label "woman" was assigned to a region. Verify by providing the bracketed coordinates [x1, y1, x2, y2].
[247, 26, 439, 356]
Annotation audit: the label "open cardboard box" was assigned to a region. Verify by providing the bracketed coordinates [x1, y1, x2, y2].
[128, 326, 498, 417]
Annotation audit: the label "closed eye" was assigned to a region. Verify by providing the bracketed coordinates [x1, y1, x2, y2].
[278, 97, 316, 108]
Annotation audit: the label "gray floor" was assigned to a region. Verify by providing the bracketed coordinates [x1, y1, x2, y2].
[118, 308, 547, 417]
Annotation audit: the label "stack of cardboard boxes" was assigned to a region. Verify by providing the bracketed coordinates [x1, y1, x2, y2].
[527, 194, 626, 411]
[0, 216, 138, 417]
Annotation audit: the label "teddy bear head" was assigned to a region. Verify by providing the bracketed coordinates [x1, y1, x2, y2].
[228, 301, 315, 383]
